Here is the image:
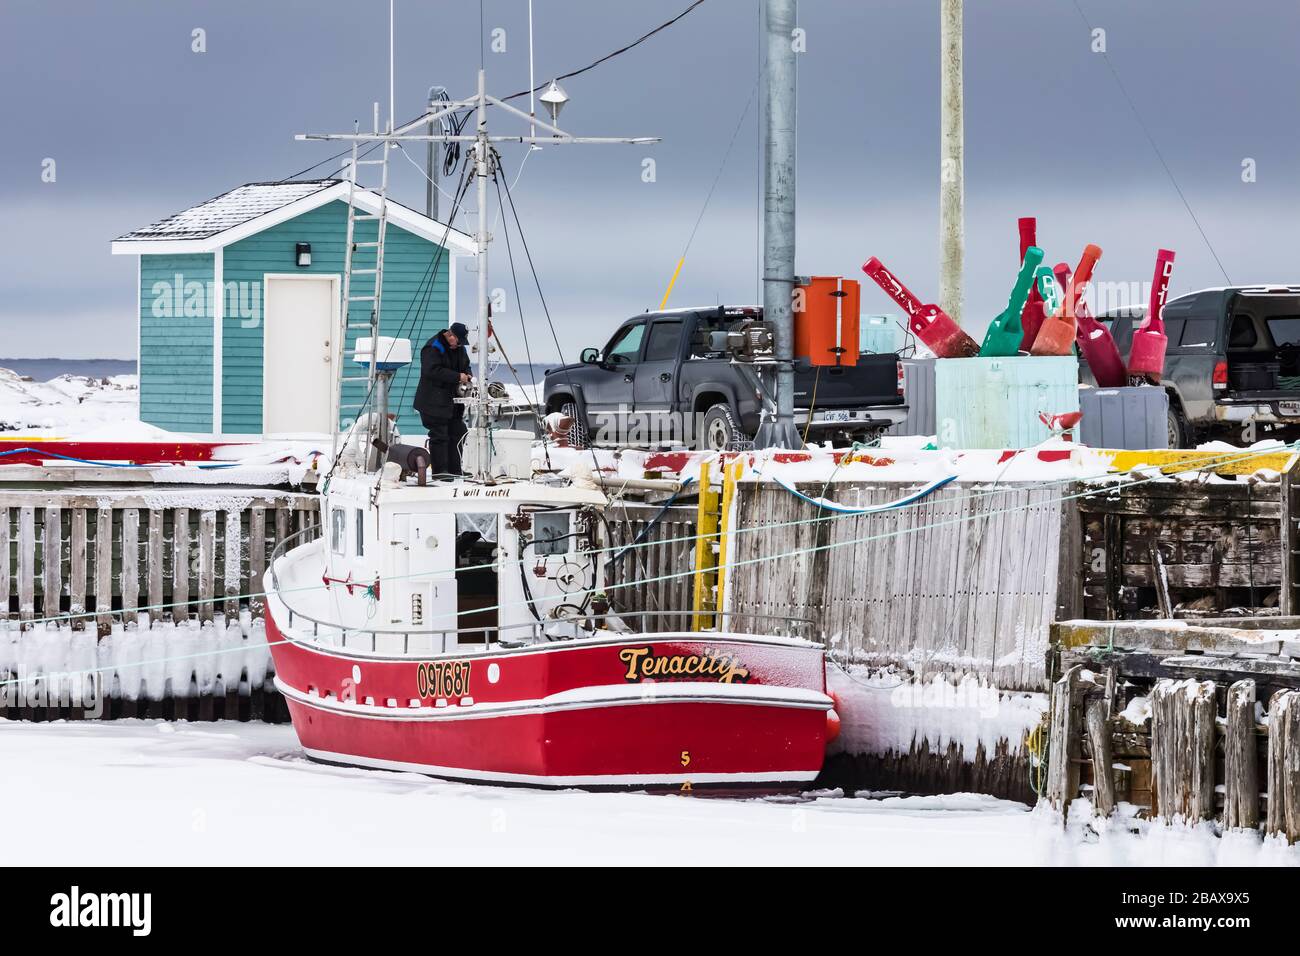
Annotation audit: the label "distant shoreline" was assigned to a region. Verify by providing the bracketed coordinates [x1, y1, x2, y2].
[0, 358, 137, 380]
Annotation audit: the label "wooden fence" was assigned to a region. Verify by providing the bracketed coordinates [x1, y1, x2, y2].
[601, 501, 697, 632]
[725, 480, 1072, 690]
[1044, 667, 1300, 843]
[0, 488, 321, 628]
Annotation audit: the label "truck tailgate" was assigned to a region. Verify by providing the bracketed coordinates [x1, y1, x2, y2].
[793, 357, 901, 408]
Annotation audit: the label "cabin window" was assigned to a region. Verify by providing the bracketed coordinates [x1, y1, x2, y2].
[355, 509, 365, 557]
[532, 511, 571, 556]
[331, 508, 347, 555]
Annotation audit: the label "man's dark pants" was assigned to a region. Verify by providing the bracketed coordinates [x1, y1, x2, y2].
[423, 412, 467, 476]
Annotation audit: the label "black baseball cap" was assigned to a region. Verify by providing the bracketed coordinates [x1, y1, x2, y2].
[447, 322, 469, 340]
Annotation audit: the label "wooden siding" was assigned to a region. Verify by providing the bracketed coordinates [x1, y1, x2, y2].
[724, 481, 1068, 690]
[221, 200, 451, 435]
[138, 253, 214, 431]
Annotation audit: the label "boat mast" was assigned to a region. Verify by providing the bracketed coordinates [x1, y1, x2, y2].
[473, 68, 491, 434]
[298, 68, 657, 479]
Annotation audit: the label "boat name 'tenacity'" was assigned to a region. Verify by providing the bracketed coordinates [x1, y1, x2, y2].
[618, 646, 750, 683]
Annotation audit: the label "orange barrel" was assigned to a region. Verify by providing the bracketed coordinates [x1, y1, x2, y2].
[794, 276, 860, 366]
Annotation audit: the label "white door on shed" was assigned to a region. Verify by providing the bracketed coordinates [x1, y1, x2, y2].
[263, 275, 336, 435]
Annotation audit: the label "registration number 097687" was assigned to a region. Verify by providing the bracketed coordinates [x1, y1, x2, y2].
[417, 660, 472, 699]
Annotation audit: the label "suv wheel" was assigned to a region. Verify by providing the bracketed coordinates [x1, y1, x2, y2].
[700, 403, 744, 451]
[1166, 400, 1188, 449]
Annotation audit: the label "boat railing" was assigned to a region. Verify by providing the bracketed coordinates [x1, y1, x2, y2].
[269, 526, 821, 654]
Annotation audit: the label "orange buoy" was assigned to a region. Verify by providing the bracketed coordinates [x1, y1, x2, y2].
[825, 691, 843, 744]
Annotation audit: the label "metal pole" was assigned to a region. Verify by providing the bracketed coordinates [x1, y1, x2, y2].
[756, 0, 800, 449]
[939, 0, 964, 325]
[474, 69, 491, 471]
[425, 88, 440, 220]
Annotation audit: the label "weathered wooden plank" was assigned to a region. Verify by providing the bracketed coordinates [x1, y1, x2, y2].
[18, 506, 35, 621]
[248, 506, 266, 616]
[1085, 695, 1115, 817]
[0, 506, 10, 620]
[68, 508, 86, 629]
[147, 510, 164, 619]
[1224, 679, 1259, 831]
[1265, 689, 1300, 843]
[1151, 678, 1216, 822]
[1045, 665, 1089, 815]
[197, 510, 216, 623]
[42, 506, 61, 619]
[172, 508, 190, 621]
[94, 508, 113, 633]
[224, 511, 241, 619]
[121, 508, 140, 624]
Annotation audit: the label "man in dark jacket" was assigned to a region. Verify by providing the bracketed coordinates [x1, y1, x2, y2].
[413, 322, 471, 476]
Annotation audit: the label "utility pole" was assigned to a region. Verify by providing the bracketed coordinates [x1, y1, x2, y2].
[755, 0, 801, 449]
[939, 0, 964, 325]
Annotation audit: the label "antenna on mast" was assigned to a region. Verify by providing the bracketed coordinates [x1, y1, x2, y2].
[297, 68, 658, 480]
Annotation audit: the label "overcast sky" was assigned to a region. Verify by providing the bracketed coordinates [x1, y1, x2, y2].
[1, 0, 1297, 360]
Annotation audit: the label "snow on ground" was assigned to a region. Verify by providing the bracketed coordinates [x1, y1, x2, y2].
[0, 368, 138, 435]
[0, 720, 1296, 866]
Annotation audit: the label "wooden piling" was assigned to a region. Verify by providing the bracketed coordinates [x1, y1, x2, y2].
[1266, 689, 1300, 843]
[1085, 696, 1115, 817]
[1223, 679, 1259, 830]
[1151, 679, 1217, 822]
[1045, 664, 1090, 815]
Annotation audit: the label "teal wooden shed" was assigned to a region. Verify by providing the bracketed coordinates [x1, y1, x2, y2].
[111, 180, 476, 438]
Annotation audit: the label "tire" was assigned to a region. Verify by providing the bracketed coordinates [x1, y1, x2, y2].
[559, 401, 589, 449]
[1166, 399, 1188, 449]
[699, 403, 744, 451]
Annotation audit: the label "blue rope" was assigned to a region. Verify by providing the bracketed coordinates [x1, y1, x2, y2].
[612, 475, 696, 564]
[770, 473, 958, 514]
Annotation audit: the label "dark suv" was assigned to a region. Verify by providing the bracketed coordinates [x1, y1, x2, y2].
[1090, 286, 1300, 447]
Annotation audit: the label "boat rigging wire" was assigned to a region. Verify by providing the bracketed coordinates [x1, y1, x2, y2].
[1067, 0, 1231, 284]
[496, 150, 606, 477]
[501, 0, 708, 102]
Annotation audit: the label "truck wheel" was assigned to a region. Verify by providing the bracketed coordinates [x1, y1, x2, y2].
[560, 401, 589, 449]
[1166, 401, 1189, 449]
[700, 403, 744, 451]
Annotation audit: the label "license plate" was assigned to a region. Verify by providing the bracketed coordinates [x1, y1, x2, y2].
[1280, 401, 1300, 417]
[820, 410, 852, 423]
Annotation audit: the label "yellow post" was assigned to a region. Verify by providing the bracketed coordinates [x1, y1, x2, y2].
[691, 458, 720, 630]
[714, 458, 744, 626]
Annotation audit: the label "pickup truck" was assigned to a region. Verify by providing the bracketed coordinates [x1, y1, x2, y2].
[542, 306, 907, 450]
[1090, 285, 1300, 447]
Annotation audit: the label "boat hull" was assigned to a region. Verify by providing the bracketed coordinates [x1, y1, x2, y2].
[266, 612, 831, 789]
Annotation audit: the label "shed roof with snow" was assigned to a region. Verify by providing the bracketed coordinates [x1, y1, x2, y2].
[112, 180, 474, 437]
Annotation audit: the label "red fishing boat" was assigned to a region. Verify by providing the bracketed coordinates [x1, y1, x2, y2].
[264, 474, 831, 788]
[264, 70, 833, 789]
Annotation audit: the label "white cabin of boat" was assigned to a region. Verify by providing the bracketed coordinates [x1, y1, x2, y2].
[273, 472, 610, 657]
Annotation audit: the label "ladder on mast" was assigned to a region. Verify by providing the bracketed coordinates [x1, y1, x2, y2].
[334, 118, 392, 448]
